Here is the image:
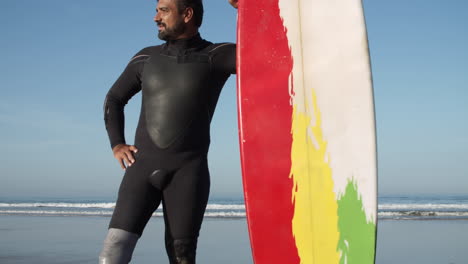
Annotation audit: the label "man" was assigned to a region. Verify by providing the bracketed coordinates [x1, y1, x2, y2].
[99, 0, 238, 263]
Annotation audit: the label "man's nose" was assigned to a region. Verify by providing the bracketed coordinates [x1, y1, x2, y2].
[154, 12, 161, 23]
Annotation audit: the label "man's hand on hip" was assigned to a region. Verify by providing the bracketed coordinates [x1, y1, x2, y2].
[112, 144, 138, 170]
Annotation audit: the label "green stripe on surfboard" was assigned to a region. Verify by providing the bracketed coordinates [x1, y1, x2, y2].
[338, 180, 376, 264]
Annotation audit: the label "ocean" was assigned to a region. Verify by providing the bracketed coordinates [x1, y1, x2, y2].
[1, 195, 467, 220]
[1, 195, 468, 263]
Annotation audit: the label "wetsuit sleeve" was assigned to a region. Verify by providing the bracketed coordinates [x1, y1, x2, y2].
[103, 49, 151, 149]
[211, 43, 236, 75]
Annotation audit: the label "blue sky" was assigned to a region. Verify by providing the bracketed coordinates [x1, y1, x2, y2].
[0, 0, 466, 198]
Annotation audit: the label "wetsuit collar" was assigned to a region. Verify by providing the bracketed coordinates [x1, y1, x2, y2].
[165, 33, 205, 51]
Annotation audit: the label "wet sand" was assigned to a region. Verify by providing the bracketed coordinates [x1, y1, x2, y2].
[0, 215, 467, 263]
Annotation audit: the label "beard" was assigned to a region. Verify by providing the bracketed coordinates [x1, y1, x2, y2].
[158, 19, 186, 41]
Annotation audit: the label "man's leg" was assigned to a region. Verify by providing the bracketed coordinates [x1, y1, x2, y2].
[163, 197, 177, 264]
[100, 158, 162, 263]
[163, 156, 210, 264]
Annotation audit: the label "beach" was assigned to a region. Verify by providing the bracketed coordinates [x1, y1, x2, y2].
[1, 215, 467, 264]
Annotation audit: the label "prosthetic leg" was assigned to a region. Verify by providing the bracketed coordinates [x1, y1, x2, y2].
[99, 228, 139, 264]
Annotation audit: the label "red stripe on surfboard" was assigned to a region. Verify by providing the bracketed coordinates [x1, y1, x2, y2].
[237, 0, 299, 263]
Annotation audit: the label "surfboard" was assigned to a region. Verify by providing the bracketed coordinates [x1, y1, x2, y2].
[236, 0, 377, 263]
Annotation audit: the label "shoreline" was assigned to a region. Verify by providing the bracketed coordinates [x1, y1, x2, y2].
[2, 213, 468, 221]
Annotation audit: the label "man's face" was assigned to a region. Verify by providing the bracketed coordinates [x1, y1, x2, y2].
[154, 0, 186, 41]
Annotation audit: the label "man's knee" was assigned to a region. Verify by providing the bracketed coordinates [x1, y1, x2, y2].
[99, 228, 139, 264]
[173, 238, 197, 264]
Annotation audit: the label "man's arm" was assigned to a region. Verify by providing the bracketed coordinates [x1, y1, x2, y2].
[211, 43, 236, 75]
[213, 0, 237, 74]
[104, 49, 150, 169]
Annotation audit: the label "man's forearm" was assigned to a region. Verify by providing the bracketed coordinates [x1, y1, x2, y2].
[104, 93, 127, 149]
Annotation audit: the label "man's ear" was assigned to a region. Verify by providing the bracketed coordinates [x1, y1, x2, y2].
[183, 7, 194, 23]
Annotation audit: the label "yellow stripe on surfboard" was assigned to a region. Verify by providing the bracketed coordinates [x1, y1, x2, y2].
[290, 90, 341, 264]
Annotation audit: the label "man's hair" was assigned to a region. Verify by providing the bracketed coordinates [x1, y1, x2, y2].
[177, 0, 204, 28]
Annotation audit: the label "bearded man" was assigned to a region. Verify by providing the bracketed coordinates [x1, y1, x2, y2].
[99, 0, 238, 263]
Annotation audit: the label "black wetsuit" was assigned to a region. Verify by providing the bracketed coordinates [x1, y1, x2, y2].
[103, 34, 235, 262]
